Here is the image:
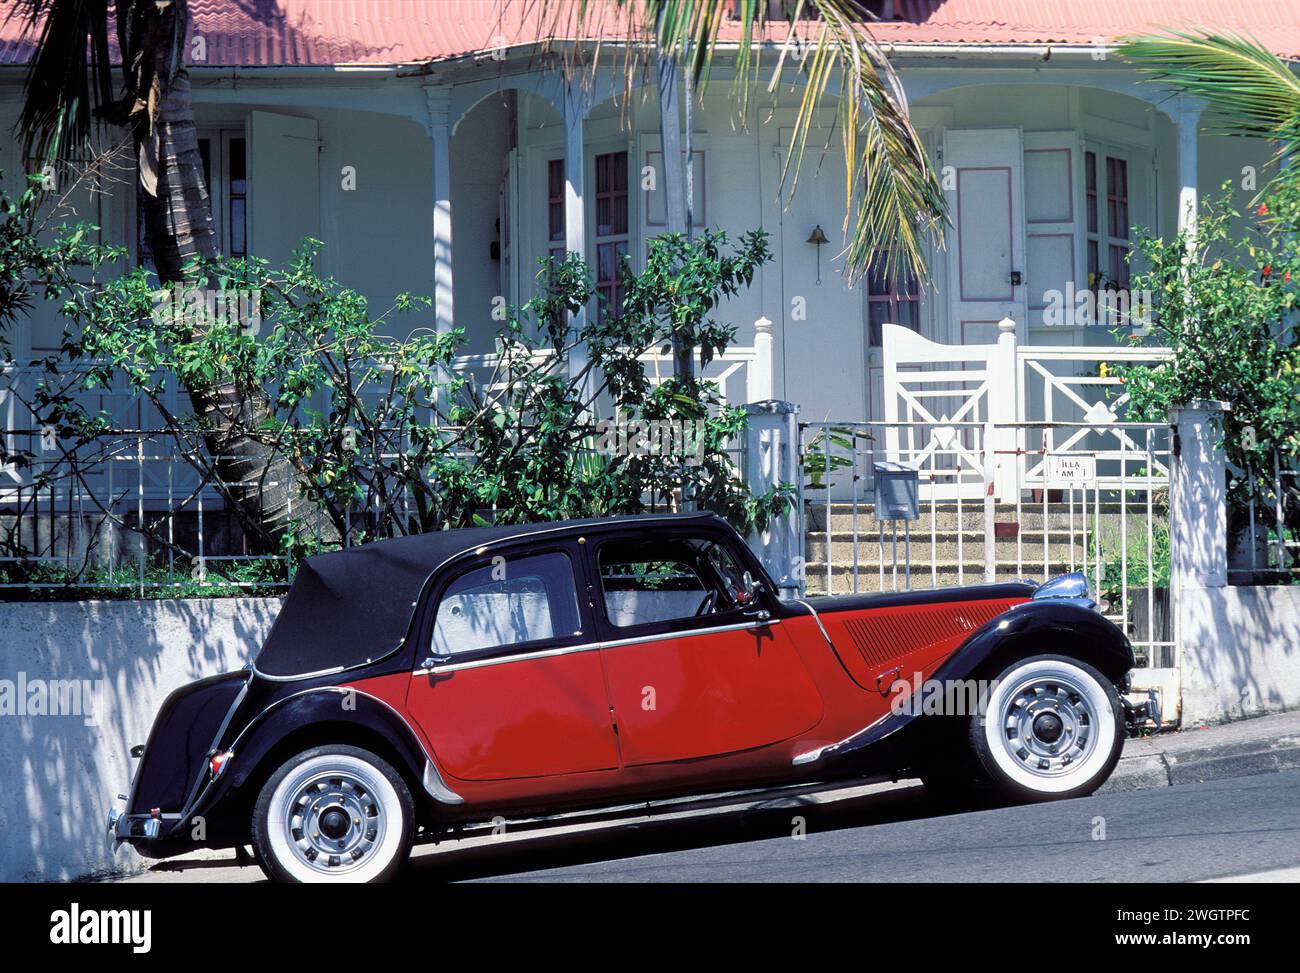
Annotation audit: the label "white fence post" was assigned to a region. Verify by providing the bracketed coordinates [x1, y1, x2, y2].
[992, 316, 1018, 500]
[1169, 400, 1230, 723]
[743, 400, 802, 599]
[1170, 401, 1230, 593]
[750, 315, 774, 403]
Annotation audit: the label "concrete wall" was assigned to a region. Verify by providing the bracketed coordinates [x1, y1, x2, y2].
[1180, 585, 1300, 725]
[0, 599, 280, 882]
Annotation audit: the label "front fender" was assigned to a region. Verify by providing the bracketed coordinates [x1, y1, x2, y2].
[801, 599, 1133, 772]
[930, 598, 1135, 685]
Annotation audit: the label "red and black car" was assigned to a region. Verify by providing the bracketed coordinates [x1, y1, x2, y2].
[109, 512, 1134, 882]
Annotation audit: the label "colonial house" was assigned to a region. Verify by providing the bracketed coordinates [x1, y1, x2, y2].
[0, 0, 1293, 429]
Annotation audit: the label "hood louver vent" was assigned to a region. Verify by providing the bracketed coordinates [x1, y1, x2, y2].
[841, 600, 1015, 668]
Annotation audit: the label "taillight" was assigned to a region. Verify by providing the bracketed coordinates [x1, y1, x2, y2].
[209, 750, 233, 780]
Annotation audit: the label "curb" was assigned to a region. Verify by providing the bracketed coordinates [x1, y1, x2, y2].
[1101, 733, 1300, 793]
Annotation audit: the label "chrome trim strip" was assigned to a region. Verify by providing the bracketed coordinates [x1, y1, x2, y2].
[415, 641, 596, 675]
[791, 714, 890, 766]
[413, 619, 770, 675]
[422, 759, 465, 805]
[600, 620, 767, 651]
[251, 662, 350, 683]
[794, 599, 834, 646]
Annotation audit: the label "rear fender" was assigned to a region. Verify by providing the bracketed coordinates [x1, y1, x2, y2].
[178, 687, 452, 840]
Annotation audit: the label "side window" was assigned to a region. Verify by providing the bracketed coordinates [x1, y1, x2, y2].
[598, 536, 747, 629]
[431, 552, 581, 658]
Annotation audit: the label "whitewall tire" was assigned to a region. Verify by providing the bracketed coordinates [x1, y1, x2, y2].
[971, 655, 1124, 800]
[252, 745, 414, 883]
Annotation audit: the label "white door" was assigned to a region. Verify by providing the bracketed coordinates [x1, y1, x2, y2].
[943, 129, 1028, 347]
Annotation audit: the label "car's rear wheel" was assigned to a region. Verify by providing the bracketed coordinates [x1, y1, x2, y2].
[971, 655, 1124, 801]
[252, 745, 414, 883]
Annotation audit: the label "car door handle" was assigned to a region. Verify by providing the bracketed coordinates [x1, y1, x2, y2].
[876, 665, 904, 695]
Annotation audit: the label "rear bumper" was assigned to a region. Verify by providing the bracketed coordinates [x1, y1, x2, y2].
[106, 806, 197, 859]
[107, 806, 162, 841]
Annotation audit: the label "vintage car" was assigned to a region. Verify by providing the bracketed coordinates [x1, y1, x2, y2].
[109, 512, 1135, 882]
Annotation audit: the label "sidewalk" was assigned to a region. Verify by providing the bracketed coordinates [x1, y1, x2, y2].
[1102, 710, 1300, 792]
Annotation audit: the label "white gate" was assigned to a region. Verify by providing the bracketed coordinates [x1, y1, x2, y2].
[801, 322, 1178, 716]
[881, 320, 1172, 500]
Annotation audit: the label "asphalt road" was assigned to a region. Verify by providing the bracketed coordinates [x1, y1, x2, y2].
[120, 768, 1300, 883]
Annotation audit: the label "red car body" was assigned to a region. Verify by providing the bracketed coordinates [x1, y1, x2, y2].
[110, 512, 1134, 881]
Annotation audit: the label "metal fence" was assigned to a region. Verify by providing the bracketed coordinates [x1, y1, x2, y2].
[800, 418, 1174, 670]
[0, 422, 748, 597]
[1234, 449, 1300, 581]
[0, 428, 295, 595]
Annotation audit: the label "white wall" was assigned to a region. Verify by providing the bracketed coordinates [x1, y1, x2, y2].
[0, 71, 1277, 431]
[0, 599, 279, 882]
[1180, 585, 1300, 725]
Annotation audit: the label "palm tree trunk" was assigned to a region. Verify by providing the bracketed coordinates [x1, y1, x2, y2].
[138, 71, 337, 550]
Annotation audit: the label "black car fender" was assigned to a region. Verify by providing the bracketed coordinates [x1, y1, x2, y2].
[797, 599, 1133, 774]
[929, 598, 1135, 687]
[180, 686, 448, 841]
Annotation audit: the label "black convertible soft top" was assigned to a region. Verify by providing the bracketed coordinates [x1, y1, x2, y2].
[252, 512, 718, 678]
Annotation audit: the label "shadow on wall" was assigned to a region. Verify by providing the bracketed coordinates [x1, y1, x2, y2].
[0, 598, 282, 882]
[1180, 585, 1300, 724]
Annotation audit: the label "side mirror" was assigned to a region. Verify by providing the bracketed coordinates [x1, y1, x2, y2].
[737, 570, 764, 607]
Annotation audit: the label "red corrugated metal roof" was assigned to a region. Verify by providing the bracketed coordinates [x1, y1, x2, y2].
[1, 1, 1297, 68]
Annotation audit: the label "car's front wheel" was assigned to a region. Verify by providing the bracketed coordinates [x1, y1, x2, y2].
[252, 745, 414, 883]
[971, 654, 1125, 801]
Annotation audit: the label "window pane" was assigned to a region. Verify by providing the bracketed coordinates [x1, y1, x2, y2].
[895, 299, 919, 328]
[229, 136, 246, 190]
[1109, 244, 1130, 289]
[867, 260, 891, 296]
[431, 552, 580, 656]
[1085, 151, 1097, 234]
[599, 537, 738, 627]
[229, 198, 246, 257]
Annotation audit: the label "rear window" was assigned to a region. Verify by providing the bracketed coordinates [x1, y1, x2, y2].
[431, 551, 581, 657]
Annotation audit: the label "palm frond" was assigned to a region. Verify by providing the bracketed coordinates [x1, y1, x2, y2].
[11, 0, 193, 174]
[1119, 32, 1300, 143]
[533, 0, 947, 285]
[10, 0, 115, 168]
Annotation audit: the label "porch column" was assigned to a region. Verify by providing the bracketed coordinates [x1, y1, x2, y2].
[425, 84, 455, 334]
[1176, 97, 1202, 249]
[564, 79, 592, 400]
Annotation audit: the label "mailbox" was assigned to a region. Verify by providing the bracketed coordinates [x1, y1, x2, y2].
[873, 462, 920, 521]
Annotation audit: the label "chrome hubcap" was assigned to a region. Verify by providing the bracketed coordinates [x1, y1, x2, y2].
[284, 770, 385, 875]
[1001, 677, 1097, 778]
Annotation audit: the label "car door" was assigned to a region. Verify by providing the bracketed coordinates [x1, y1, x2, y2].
[404, 544, 619, 782]
[592, 530, 824, 766]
